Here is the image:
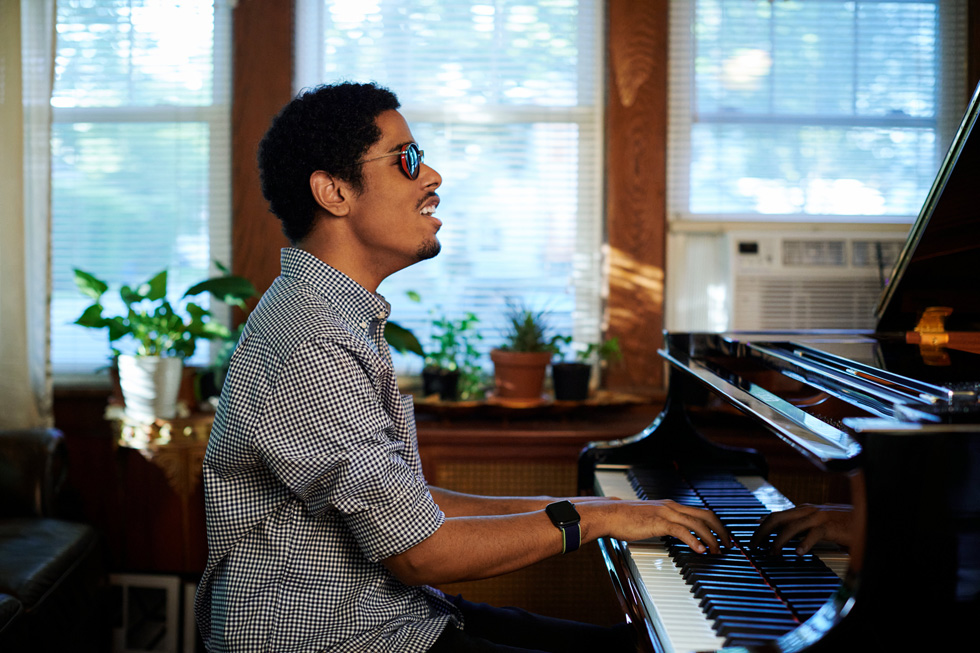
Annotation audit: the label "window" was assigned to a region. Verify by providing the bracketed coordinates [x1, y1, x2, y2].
[668, 0, 967, 223]
[294, 0, 605, 371]
[50, 0, 232, 375]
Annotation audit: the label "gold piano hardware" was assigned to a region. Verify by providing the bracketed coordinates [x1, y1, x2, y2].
[905, 306, 980, 363]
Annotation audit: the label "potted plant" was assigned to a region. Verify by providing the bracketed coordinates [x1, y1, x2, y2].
[551, 336, 622, 401]
[73, 265, 256, 422]
[421, 311, 484, 401]
[384, 291, 486, 402]
[489, 304, 561, 403]
[186, 262, 260, 403]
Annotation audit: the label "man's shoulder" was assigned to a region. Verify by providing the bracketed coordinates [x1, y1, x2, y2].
[244, 276, 360, 357]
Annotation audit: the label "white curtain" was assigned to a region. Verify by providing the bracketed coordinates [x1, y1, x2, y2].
[0, 0, 55, 429]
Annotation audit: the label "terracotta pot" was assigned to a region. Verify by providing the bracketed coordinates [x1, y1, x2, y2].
[490, 349, 552, 399]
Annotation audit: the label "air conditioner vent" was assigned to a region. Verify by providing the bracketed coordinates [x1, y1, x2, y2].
[733, 276, 882, 331]
[782, 240, 846, 267]
[852, 240, 904, 268]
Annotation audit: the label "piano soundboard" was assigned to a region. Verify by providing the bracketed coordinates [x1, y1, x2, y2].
[595, 468, 850, 652]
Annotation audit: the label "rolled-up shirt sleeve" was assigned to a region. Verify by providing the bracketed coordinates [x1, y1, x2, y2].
[252, 338, 444, 561]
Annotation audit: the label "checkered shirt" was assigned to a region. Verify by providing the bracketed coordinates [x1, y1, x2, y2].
[195, 248, 460, 652]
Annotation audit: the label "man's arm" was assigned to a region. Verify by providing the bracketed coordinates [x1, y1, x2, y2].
[383, 493, 732, 587]
[428, 485, 608, 518]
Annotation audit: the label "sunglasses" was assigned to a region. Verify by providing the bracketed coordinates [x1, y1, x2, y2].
[359, 142, 424, 180]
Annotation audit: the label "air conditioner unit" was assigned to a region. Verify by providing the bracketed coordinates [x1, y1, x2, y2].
[727, 232, 905, 331]
[665, 228, 909, 333]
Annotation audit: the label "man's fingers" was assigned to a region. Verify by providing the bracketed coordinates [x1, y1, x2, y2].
[670, 503, 733, 549]
[770, 511, 823, 552]
[795, 528, 825, 555]
[663, 506, 729, 554]
[665, 522, 708, 553]
[750, 506, 816, 549]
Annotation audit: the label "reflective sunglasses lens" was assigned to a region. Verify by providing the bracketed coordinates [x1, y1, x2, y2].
[402, 143, 421, 179]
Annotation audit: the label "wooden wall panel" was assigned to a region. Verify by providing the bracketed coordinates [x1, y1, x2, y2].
[603, 0, 669, 394]
[231, 0, 293, 307]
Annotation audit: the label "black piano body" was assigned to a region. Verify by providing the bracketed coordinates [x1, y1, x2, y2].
[580, 82, 980, 651]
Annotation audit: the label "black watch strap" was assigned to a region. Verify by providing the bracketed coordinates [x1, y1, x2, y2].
[559, 519, 581, 554]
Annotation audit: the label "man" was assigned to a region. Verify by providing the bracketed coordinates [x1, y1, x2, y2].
[195, 82, 731, 652]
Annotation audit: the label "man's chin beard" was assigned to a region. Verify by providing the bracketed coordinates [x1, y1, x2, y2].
[416, 238, 441, 261]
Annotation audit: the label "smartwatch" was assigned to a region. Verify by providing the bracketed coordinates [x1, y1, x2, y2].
[545, 500, 581, 554]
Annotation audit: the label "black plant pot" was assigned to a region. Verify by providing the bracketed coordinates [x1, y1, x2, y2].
[422, 367, 461, 401]
[551, 362, 591, 401]
[196, 366, 228, 402]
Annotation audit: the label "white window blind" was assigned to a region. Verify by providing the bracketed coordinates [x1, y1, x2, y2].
[668, 0, 968, 223]
[294, 0, 605, 373]
[50, 0, 232, 375]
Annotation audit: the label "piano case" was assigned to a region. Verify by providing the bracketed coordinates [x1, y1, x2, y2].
[580, 82, 980, 652]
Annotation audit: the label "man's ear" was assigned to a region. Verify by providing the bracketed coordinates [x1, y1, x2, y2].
[310, 171, 351, 217]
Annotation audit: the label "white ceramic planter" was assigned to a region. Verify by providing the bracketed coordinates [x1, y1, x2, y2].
[117, 354, 183, 422]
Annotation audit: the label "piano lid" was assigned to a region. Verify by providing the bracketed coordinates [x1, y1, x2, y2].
[875, 81, 980, 334]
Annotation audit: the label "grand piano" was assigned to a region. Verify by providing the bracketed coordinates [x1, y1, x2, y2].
[580, 82, 980, 652]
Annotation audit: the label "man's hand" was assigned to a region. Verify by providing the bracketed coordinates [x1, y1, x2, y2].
[749, 504, 854, 555]
[588, 499, 733, 554]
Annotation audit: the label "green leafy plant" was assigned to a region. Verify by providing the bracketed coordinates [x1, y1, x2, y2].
[498, 304, 562, 354]
[186, 261, 260, 371]
[425, 312, 481, 372]
[552, 335, 622, 365]
[384, 291, 426, 358]
[426, 310, 487, 400]
[392, 291, 488, 401]
[73, 263, 257, 359]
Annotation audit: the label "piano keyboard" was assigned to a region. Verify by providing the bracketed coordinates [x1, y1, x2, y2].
[595, 468, 850, 652]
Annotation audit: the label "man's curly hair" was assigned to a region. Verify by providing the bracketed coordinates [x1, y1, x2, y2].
[258, 82, 401, 243]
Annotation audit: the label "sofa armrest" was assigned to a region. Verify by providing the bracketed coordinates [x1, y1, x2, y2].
[0, 429, 68, 519]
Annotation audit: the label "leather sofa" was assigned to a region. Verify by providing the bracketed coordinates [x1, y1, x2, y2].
[0, 428, 106, 651]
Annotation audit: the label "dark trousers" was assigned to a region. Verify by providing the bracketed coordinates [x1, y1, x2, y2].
[427, 595, 637, 653]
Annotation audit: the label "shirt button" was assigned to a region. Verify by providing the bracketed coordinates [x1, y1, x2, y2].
[359, 322, 368, 329]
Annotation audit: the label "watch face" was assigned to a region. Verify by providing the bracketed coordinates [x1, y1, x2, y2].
[546, 500, 580, 526]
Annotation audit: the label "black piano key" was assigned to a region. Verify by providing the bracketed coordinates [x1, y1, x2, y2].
[786, 599, 836, 613]
[672, 553, 751, 565]
[682, 565, 761, 582]
[696, 589, 784, 605]
[700, 596, 789, 612]
[684, 570, 765, 583]
[714, 618, 800, 637]
[704, 602, 796, 621]
[777, 584, 842, 595]
[692, 579, 781, 593]
[763, 569, 841, 578]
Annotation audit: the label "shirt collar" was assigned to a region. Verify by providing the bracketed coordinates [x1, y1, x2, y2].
[279, 248, 390, 332]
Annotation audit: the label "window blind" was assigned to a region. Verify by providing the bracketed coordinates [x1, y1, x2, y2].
[668, 0, 968, 223]
[50, 0, 232, 375]
[294, 0, 605, 373]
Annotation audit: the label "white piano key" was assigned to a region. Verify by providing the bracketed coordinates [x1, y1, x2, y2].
[628, 540, 728, 653]
[597, 470, 726, 652]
